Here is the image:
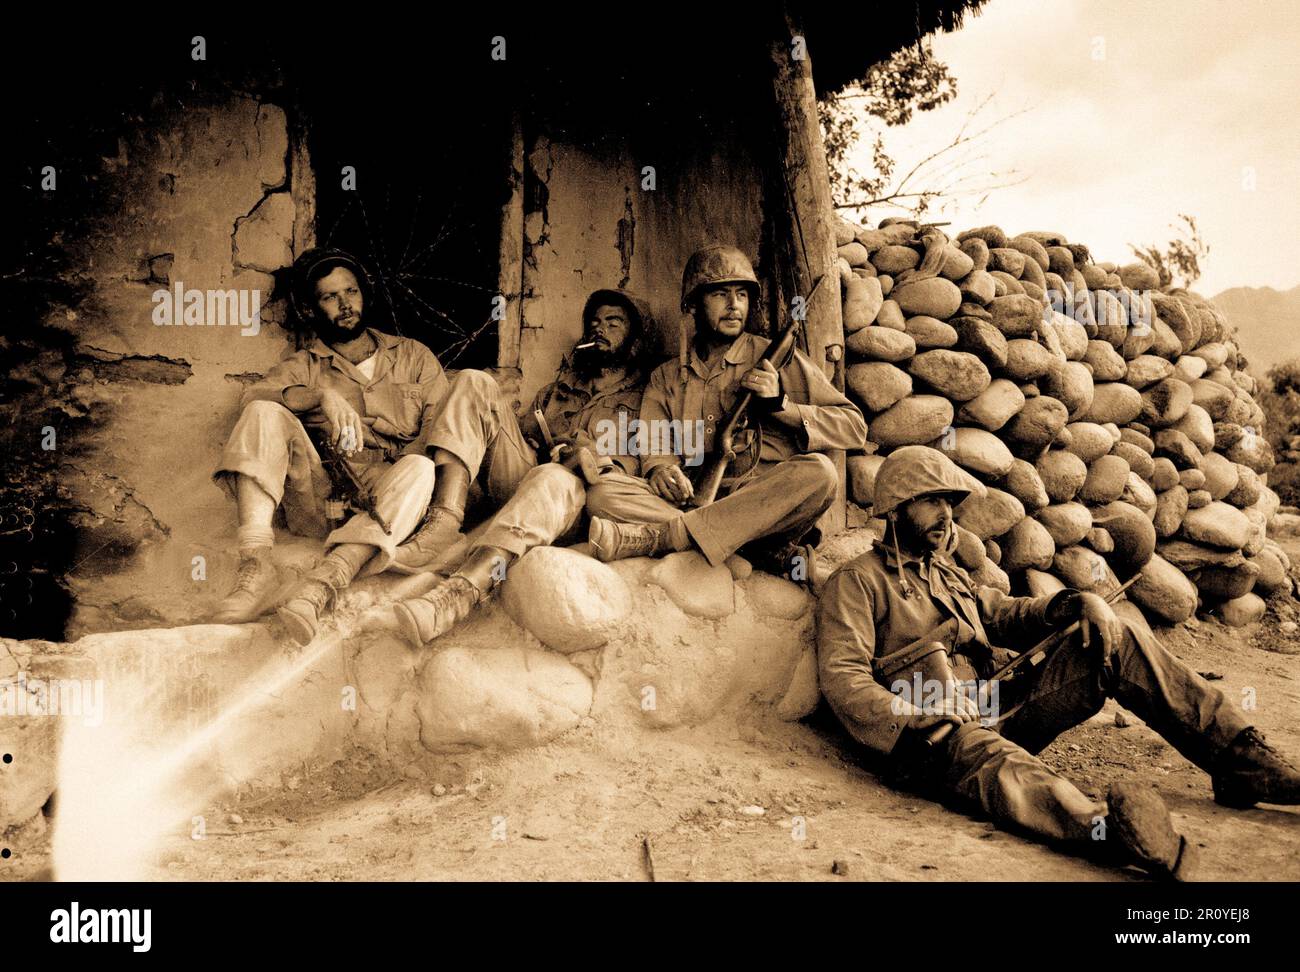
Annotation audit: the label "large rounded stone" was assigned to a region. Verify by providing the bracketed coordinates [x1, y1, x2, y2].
[1048, 312, 1089, 360]
[1053, 546, 1121, 596]
[1079, 382, 1143, 425]
[1112, 441, 1155, 481]
[1036, 449, 1089, 502]
[1250, 547, 1291, 596]
[1078, 454, 1130, 504]
[939, 245, 976, 281]
[846, 361, 912, 412]
[1084, 340, 1128, 381]
[958, 269, 997, 304]
[501, 546, 632, 652]
[1191, 379, 1234, 421]
[1000, 517, 1056, 571]
[869, 395, 954, 448]
[1151, 457, 1179, 491]
[1153, 485, 1189, 538]
[1122, 472, 1158, 517]
[1139, 378, 1193, 427]
[845, 325, 916, 361]
[1062, 422, 1113, 463]
[871, 244, 921, 275]
[1002, 339, 1056, 381]
[954, 317, 1009, 367]
[956, 488, 1025, 541]
[935, 427, 1015, 477]
[1003, 459, 1049, 511]
[989, 294, 1043, 337]
[842, 275, 885, 333]
[1154, 429, 1204, 469]
[1004, 396, 1069, 452]
[1091, 501, 1156, 574]
[1125, 354, 1175, 389]
[1035, 503, 1092, 547]
[416, 646, 593, 751]
[1200, 452, 1240, 501]
[893, 277, 963, 319]
[1179, 502, 1251, 550]
[1129, 554, 1197, 624]
[905, 315, 959, 349]
[847, 454, 886, 507]
[1194, 562, 1260, 601]
[988, 247, 1027, 278]
[1225, 465, 1261, 508]
[909, 350, 991, 401]
[649, 552, 736, 619]
[956, 379, 1024, 431]
[1173, 354, 1208, 383]
[1041, 360, 1094, 418]
[1214, 593, 1266, 627]
[1170, 404, 1214, 454]
[876, 299, 906, 330]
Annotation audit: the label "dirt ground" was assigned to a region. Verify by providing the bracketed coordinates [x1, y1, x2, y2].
[10, 538, 1300, 883]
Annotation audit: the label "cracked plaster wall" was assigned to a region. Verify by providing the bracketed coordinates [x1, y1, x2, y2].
[48, 97, 305, 636]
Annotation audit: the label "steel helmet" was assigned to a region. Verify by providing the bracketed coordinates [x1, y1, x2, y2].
[680, 244, 760, 312]
[872, 445, 987, 517]
[290, 247, 374, 325]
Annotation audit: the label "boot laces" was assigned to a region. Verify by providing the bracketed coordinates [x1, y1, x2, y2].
[231, 557, 267, 594]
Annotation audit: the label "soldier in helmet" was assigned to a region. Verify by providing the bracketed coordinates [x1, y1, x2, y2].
[390, 288, 655, 647]
[816, 444, 1300, 879]
[211, 248, 449, 643]
[583, 245, 866, 576]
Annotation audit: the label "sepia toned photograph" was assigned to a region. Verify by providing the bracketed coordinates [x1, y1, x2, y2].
[2, 1, 1298, 948]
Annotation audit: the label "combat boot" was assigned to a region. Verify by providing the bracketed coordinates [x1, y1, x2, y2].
[1104, 782, 1195, 881]
[276, 558, 350, 646]
[588, 516, 670, 562]
[393, 576, 483, 647]
[211, 552, 279, 624]
[390, 507, 464, 572]
[1211, 727, 1300, 808]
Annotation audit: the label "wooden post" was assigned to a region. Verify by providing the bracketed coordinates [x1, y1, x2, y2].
[496, 111, 525, 369]
[769, 11, 848, 532]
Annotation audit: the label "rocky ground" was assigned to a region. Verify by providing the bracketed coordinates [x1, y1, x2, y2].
[7, 537, 1299, 884]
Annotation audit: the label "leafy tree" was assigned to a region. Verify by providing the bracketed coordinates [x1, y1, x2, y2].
[1130, 214, 1209, 289]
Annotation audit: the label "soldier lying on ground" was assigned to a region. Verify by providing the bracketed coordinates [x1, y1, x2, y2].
[816, 445, 1300, 880]
[211, 248, 449, 644]
[391, 288, 655, 646]
[584, 244, 867, 577]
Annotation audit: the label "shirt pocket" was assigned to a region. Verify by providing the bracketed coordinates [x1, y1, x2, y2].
[366, 382, 424, 438]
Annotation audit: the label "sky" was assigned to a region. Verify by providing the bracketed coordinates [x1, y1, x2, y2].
[843, 0, 1300, 297]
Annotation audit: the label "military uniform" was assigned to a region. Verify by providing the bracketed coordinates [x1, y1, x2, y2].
[815, 446, 1251, 848]
[214, 327, 447, 572]
[585, 332, 865, 567]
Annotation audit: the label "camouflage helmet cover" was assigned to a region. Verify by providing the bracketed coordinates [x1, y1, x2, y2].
[872, 445, 987, 517]
[680, 244, 760, 312]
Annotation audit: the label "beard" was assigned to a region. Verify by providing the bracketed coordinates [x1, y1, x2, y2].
[895, 511, 954, 556]
[314, 314, 364, 346]
[572, 342, 626, 379]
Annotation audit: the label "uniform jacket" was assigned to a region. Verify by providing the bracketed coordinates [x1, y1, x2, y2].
[519, 360, 646, 476]
[815, 533, 1078, 756]
[240, 328, 448, 458]
[638, 332, 866, 476]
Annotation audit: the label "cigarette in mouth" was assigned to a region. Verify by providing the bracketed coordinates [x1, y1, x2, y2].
[575, 341, 598, 349]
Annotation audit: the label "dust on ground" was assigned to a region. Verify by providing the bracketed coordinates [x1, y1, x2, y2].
[10, 541, 1300, 883]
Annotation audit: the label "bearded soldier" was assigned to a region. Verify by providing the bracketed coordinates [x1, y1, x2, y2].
[391, 289, 654, 646]
[584, 244, 866, 575]
[211, 248, 447, 643]
[816, 445, 1300, 879]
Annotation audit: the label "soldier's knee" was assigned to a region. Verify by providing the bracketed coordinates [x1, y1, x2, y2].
[392, 453, 436, 489]
[449, 368, 500, 400]
[240, 399, 295, 422]
[799, 452, 838, 502]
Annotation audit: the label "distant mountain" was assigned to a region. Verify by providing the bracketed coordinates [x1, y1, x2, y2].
[1211, 284, 1300, 378]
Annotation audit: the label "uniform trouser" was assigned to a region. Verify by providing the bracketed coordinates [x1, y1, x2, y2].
[583, 453, 838, 568]
[473, 463, 588, 559]
[893, 601, 1250, 844]
[212, 400, 436, 575]
[422, 369, 539, 504]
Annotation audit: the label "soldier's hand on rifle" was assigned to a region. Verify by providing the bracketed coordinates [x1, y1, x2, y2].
[740, 359, 781, 398]
[650, 464, 694, 503]
[903, 690, 981, 733]
[319, 388, 367, 455]
[1078, 591, 1123, 664]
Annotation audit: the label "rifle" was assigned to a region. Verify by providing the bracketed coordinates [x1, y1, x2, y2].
[688, 274, 825, 508]
[533, 409, 606, 486]
[311, 429, 393, 535]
